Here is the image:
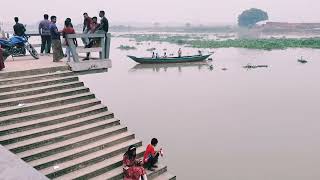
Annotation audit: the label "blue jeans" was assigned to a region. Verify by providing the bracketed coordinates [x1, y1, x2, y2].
[66, 46, 72, 60]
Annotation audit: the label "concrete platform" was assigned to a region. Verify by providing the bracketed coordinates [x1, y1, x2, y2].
[0, 55, 111, 74]
[0, 55, 67, 73]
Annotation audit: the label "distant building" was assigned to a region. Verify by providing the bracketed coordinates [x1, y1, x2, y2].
[254, 21, 320, 32]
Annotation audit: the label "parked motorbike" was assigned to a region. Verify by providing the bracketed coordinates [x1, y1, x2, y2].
[0, 35, 39, 60]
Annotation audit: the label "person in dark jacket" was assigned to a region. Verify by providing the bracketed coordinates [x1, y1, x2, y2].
[98, 10, 109, 33]
[13, 17, 26, 36]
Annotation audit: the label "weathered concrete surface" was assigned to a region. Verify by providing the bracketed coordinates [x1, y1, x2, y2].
[68, 59, 112, 72]
[0, 145, 49, 180]
[0, 55, 67, 73]
[0, 55, 111, 74]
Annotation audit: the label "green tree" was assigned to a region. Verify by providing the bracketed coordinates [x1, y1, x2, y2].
[238, 8, 268, 28]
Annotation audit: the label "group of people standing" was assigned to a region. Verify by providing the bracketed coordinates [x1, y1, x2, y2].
[123, 138, 163, 180]
[37, 10, 109, 62]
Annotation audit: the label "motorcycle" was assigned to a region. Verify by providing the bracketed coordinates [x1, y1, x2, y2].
[0, 35, 39, 61]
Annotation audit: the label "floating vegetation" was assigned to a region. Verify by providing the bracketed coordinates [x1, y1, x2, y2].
[119, 34, 190, 45]
[189, 38, 320, 50]
[119, 34, 320, 50]
[117, 45, 137, 50]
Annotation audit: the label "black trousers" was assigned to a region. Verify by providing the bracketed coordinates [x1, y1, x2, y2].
[144, 153, 159, 169]
[41, 35, 52, 53]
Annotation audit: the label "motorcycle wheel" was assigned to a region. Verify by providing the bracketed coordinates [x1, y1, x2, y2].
[26, 44, 39, 59]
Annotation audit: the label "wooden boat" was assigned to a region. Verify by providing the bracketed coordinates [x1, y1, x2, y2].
[127, 54, 212, 64]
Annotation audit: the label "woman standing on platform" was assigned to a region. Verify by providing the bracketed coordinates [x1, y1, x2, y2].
[0, 45, 5, 71]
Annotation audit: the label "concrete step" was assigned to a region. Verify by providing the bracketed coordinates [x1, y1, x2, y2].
[6, 118, 121, 153]
[93, 164, 168, 180]
[57, 146, 145, 180]
[42, 139, 142, 179]
[0, 99, 101, 126]
[0, 86, 89, 108]
[0, 76, 79, 92]
[0, 111, 114, 145]
[0, 70, 74, 85]
[152, 172, 176, 180]
[0, 66, 69, 79]
[0, 92, 95, 117]
[0, 104, 109, 136]
[28, 130, 134, 170]
[21, 125, 126, 164]
[0, 81, 84, 100]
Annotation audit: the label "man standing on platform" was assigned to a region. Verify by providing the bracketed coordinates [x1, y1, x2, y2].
[49, 16, 64, 62]
[82, 13, 93, 60]
[13, 17, 26, 37]
[39, 14, 52, 55]
[96, 10, 109, 58]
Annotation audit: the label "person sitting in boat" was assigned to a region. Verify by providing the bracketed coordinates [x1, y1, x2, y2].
[123, 145, 148, 180]
[155, 53, 159, 59]
[198, 50, 202, 56]
[163, 52, 167, 58]
[178, 48, 182, 57]
[152, 52, 155, 58]
[143, 138, 163, 171]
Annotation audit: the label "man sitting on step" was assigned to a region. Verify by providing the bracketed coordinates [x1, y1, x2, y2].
[143, 138, 162, 171]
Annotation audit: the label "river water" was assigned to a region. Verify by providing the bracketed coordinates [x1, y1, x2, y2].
[79, 36, 320, 180]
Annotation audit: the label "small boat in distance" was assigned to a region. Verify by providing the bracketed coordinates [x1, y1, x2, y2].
[127, 54, 213, 64]
[297, 56, 308, 64]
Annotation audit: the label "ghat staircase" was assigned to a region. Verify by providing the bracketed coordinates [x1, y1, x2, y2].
[0, 66, 175, 180]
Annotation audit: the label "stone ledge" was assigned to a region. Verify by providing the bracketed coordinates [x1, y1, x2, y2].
[0, 145, 48, 180]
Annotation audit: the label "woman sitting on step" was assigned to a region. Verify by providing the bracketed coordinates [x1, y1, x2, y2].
[123, 145, 148, 180]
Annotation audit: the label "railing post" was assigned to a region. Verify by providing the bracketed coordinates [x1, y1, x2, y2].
[105, 33, 111, 59]
[100, 34, 106, 59]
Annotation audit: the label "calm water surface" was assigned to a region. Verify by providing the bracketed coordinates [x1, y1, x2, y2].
[80, 37, 320, 180]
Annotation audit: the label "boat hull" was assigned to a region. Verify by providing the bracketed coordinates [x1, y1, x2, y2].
[127, 54, 212, 64]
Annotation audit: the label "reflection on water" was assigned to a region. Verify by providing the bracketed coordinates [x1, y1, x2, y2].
[130, 61, 212, 73]
[80, 37, 320, 180]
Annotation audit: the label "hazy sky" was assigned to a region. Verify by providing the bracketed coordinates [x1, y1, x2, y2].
[1, 0, 320, 25]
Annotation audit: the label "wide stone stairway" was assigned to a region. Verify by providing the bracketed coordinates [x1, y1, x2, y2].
[0, 66, 175, 180]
